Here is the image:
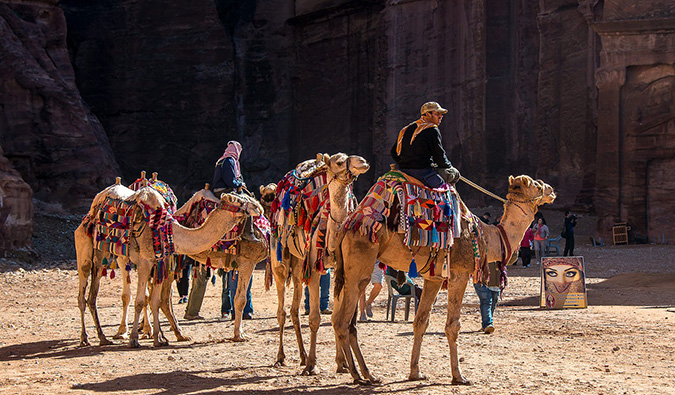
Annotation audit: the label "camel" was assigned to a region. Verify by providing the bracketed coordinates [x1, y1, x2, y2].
[270, 153, 369, 375]
[331, 174, 556, 384]
[75, 182, 262, 347]
[175, 187, 270, 342]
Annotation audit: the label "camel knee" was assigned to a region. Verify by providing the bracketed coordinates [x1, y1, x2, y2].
[445, 320, 460, 340]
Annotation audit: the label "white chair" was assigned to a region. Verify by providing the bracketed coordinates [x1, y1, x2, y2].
[384, 274, 419, 322]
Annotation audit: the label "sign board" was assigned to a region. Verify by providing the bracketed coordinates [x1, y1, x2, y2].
[540, 256, 587, 309]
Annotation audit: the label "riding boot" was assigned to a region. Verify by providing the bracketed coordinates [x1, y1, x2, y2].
[241, 217, 260, 243]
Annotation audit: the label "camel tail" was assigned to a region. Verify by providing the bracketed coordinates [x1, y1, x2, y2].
[333, 231, 347, 298]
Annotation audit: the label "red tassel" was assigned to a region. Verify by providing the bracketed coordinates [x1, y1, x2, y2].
[101, 267, 107, 277]
[110, 270, 116, 280]
[206, 257, 212, 268]
[441, 278, 448, 290]
[378, 262, 386, 271]
[430, 261, 435, 277]
[127, 275, 132, 284]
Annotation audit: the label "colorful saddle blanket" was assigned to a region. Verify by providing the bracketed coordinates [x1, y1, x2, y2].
[129, 178, 178, 213]
[270, 161, 352, 280]
[343, 170, 461, 250]
[177, 194, 270, 256]
[93, 197, 136, 257]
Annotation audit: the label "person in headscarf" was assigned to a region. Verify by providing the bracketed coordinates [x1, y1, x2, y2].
[391, 101, 461, 188]
[212, 141, 245, 194]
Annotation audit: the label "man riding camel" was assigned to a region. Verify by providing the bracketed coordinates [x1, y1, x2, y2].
[391, 101, 461, 188]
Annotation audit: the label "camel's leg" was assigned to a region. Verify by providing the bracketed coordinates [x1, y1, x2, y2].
[346, 277, 380, 384]
[129, 261, 152, 348]
[113, 267, 131, 339]
[332, 281, 368, 384]
[231, 262, 254, 342]
[149, 278, 168, 347]
[289, 259, 308, 366]
[409, 279, 443, 380]
[302, 270, 321, 375]
[159, 277, 190, 342]
[444, 269, 472, 385]
[140, 285, 152, 339]
[272, 261, 289, 367]
[86, 263, 113, 346]
[77, 250, 92, 347]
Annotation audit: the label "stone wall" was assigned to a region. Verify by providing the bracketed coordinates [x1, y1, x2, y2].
[0, 0, 119, 211]
[0, 146, 33, 253]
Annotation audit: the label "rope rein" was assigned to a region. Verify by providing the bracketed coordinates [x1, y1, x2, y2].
[459, 176, 506, 203]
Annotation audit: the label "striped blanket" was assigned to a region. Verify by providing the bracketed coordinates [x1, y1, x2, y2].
[343, 170, 485, 279]
[270, 162, 347, 281]
[129, 178, 178, 213]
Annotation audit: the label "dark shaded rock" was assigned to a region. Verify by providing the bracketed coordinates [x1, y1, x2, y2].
[0, 1, 119, 212]
[0, 146, 33, 253]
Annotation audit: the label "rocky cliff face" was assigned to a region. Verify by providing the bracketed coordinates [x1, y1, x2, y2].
[0, 0, 119, 212]
[0, 146, 32, 253]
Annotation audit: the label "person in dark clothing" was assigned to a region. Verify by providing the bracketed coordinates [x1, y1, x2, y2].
[212, 141, 245, 194]
[385, 266, 422, 300]
[563, 210, 577, 256]
[480, 212, 491, 224]
[391, 101, 461, 188]
[175, 257, 193, 304]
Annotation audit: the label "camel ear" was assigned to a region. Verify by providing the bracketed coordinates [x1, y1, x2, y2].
[316, 153, 323, 163]
[323, 153, 330, 163]
[508, 175, 515, 185]
[259, 185, 264, 194]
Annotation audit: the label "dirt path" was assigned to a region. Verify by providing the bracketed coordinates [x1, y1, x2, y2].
[1, 231, 674, 394]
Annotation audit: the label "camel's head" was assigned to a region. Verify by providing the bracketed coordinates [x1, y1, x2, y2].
[507, 175, 557, 207]
[219, 192, 264, 218]
[259, 183, 277, 204]
[321, 152, 370, 184]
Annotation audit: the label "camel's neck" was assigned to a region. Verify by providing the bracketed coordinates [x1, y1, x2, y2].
[327, 180, 350, 222]
[172, 208, 243, 255]
[494, 200, 537, 257]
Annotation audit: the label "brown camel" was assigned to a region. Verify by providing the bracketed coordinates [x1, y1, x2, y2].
[270, 153, 369, 375]
[331, 175, 556, 384]
[75, 183, 262, 347]
[177, 187, 270, 342]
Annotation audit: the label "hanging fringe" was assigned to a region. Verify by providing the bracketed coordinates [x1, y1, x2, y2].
[276, 240, 283, 262]
[110, 270, 116, 280]
[441, 278, 448, 290]
[101, 267, 107, 278]
[408, 257, 418, 278]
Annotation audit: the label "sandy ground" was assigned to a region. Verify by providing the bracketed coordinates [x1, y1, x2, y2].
[0, 214, 674, 395]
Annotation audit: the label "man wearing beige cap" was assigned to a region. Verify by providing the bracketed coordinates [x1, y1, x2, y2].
[391, 101, 461, 188]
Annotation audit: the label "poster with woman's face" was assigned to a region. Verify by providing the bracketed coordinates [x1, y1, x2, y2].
[540, 256, 587, 309]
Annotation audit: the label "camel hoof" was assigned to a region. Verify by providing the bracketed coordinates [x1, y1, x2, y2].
[368, 376, 382, 384]
[336, 366, 349, 374]
[301, 366, 316, 376]
[451, 377, 472, 386]
[154, 340, 169, 347]
[129, 339, 141, 348]
[78, 340, 90, 347]
[274, 360, 286, 368]
[229, 335, 247, 343]
[408, 373, 426, 381]
[140, 333, 152, 340]
[353, 378, 371, 386]
[176, 335, 191, 342]
[99, 338, 114, 346]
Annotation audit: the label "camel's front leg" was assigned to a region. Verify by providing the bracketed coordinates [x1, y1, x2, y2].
[332, 279, 368, 384]
[272, 261, 289, 366]
[303, 271, 321, 375]
[409, 278, 443, 380]
[150, 277, 168, 347]
[231, 264, 254, 342]
[347, 277, 380, 384]
[87, 264, 113, 346]
[289, 261, 308, 366]
[444, 270, 472, 385]
[113, 266, 131, 339]
[159, 276, 190, 341]
[77, 256, 92, 347]
[129, 261, 151, 348]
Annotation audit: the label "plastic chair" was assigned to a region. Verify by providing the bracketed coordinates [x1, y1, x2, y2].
[384, 274, 419, 322]
[545, 236, 562, 256]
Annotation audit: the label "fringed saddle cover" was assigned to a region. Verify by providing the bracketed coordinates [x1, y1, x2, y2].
[92, 197, 136, 256]
[129, 178, 178, 213]
[177, 194, 271, 258]
[343, 170, 486, 279]
[270, 160, 348, 282]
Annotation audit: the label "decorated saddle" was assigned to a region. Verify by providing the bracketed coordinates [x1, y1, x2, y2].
[343, 170, 485, 279]
[174, 190, 270, 266]
[270, 159, 351, 281]
[82, 179, 180, 283]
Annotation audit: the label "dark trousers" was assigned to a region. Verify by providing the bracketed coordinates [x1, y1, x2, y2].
[563, 236, 575, 256]
[519, 247, 532, 266]
[176, 260, 192, 297]
[399, 168, 444, 189]
[222, 271, 253, 315]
